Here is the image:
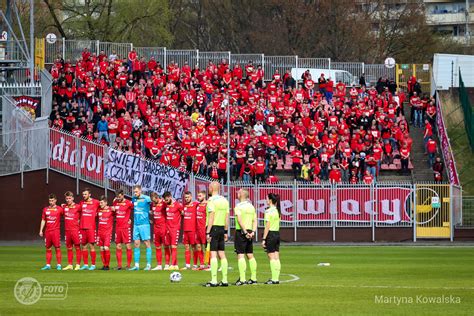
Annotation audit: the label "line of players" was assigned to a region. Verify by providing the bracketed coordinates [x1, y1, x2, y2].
[39, 187, 209, 271]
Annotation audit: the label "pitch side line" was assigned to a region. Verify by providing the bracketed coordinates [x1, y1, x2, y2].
[293, 284, 474, 290]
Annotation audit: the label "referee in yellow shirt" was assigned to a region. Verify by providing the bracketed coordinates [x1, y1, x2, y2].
[262, 193, 281, 285]
[204, 182, 230, 287]
[234, 188, 258, 286]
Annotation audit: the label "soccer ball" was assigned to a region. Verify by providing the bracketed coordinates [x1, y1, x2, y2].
[169, 272, 182, 283]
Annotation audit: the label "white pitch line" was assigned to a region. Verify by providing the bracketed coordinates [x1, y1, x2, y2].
[279, 273, 300, 283]
[291, 284, 474, 290]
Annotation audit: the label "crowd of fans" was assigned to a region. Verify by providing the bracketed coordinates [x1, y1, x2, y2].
[48, 47, 441, 184]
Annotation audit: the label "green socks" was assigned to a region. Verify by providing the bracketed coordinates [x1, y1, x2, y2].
[220, 258, 228, 283]
[211, 258, 218, 284]
[248, 257, 257, 281]
[238, 258, 247, 281]
[270, 259, 281, 282]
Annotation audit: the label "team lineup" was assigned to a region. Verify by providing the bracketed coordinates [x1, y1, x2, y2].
[39, 181, 282, 286]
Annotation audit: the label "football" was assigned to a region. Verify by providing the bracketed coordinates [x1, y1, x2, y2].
[169, 272, 182, 283]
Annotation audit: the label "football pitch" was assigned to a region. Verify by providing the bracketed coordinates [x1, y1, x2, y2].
[0, 244, 473, 315]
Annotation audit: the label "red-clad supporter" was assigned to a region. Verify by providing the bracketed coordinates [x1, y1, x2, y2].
[49, 48, 412, 183]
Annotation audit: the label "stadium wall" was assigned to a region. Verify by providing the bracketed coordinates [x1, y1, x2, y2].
[2, 170, 473, 242]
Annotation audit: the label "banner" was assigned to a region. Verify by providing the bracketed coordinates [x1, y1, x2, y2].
[436, 97, 460, 185]
[105, 148, 188, 200]
[49, 129, 104, 182]
[229, 186, 412, 224]
[14, 96, 41, 120]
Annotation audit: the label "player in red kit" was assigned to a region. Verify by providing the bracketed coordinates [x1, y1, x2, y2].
[150, 192, 166, 270]
[62, 191, 82, 270]
[195, 191, 208, 269]
[39, 194, 64, 270]
[98, 196, 114, 270]
[182, 192, 199, 270]
[163, 191, 183, 270]
[113, 189, 133, 270]
[79, 188, 100, 270]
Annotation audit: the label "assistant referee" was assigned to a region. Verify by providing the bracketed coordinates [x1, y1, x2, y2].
[262, 193, 281, 285]
[234, 188, 258, 286]
[205, 181, 230, 287]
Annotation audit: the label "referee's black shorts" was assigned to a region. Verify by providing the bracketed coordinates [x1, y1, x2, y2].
[210, 226, 226, 251]
[234, 230, 253, 254]
[265, 231, 280, 253]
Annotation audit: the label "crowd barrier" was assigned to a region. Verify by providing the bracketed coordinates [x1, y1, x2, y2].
[44, 128, 461, 240]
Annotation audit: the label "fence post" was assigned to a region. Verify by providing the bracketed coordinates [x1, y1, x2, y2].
[163, 47, 167, 69]
[413, 183, 417, 242]
[46, 128, 49, 184]
[130, 42, 133, 52]
[450, 184, 454, 242]
[371, 182, 375, 242]
[96, 40, 100, 56]
[104, 145, 108, 198]
[331, 183, 336, 241]
[227, 51, 231, 65]
[75, 136, 80, 195]
[261, 54, 264, 69]
[196, 49, 199, 68]
[293, 179, 297, 242]
[62, 38, 65, 60]
[362, 62, 365, 76]
[20, 131, 24, 189]
[255, 179, 259, 242]
[328, 58, 331, 72]
[295, 55, 298, 73]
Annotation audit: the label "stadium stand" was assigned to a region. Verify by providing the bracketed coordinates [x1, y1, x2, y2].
[47, 48, 431, 184]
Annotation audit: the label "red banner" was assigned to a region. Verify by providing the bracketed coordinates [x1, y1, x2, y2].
[230, 186, 411, 223]
[49, 129, 104, 182]
[436, 97, 460, 185]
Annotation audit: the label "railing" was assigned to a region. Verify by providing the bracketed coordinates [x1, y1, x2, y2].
[0, 96, 49, 182]
[39, 38, 394, 83]
[435, 90, 460, 185]
[42, 127, 464, 241]
[460, 196, 474, 228]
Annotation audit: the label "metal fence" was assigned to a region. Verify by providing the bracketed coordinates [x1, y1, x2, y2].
[198, 51, 231, 68]
[460, 196, 474, 228]
[0, 124, 463, 241]
[39, 38, 399, 85]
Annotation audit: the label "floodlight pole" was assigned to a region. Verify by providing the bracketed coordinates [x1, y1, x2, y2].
[29, 0, 34, 88]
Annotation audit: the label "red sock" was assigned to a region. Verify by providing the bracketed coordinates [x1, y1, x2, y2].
[46, 249, 52, 265]
[91, 251, 96, 265]
[105, 250, 110, 266]
[185, 249, 191, 265]
[171, 247, 178, 266]
[193, 250, 198, 266]
[82, 249, 89, 265]
[75, 247, 81, 265]
[116, 248, 123, 268]
[126, 248, 132, 268]
[67, 248, 73, 265]
[100, 250, 105, 265]
[156, 248, 162, 265]
[165, 247, 171, 265]
[199, 250, 204, 265]
[56, 248, 62, 265]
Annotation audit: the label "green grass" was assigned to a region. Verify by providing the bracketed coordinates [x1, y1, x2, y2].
[0, 245, 473, 315]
